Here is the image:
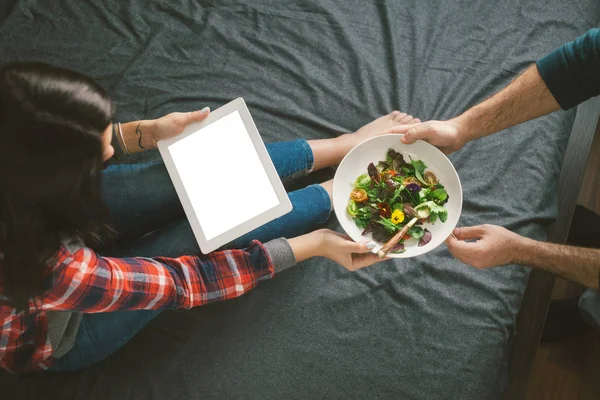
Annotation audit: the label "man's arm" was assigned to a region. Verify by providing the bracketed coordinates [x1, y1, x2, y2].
[446, 225, 600, 290]
[455, 64, 560, 144]
[516, 239, 600, 290]
[389, 28, 600, 153]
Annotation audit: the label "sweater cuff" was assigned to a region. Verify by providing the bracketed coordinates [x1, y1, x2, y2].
[263, 238, 297, 273]
[111, 123, 126, 159]
[536, 48, 578, 110]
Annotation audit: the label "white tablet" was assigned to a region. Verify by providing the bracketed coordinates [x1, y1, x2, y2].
[157, 98, 292, 254]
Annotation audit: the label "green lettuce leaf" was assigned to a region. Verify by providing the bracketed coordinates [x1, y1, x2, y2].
[407, 226, 425, 239]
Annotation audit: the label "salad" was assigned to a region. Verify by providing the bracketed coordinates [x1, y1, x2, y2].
[347, 148, 449, 253]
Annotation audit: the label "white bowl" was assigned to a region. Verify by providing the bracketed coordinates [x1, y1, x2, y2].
[333, 134, 463, 258]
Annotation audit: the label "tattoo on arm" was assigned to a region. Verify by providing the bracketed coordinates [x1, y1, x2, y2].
[135, 123, 146, 150]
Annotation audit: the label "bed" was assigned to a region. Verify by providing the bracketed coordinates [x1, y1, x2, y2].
[1, 1, 599, 399]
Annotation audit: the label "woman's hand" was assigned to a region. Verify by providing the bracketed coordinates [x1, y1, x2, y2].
[149, 107, 211, 142]
[118, 107, 210, 154]
[318, 230, 382, 271]
[289, 229, 383, 271]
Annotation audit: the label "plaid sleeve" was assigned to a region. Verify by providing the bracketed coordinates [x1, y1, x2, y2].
[40, 240, 275, 312]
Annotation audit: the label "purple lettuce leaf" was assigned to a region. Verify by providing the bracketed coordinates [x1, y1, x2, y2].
[418, 229, 432, 247]
[367, 162, 381, 184]
[390, 242, 405, 253]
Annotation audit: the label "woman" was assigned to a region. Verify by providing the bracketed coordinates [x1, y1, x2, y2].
[0, 62, 419, 373]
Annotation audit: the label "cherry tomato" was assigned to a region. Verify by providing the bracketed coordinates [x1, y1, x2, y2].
[402, 177, 420, 187]
[424, 171, 438, 186]
[350, 188, 368, 203]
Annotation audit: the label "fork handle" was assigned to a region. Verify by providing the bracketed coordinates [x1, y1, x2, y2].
[377, 217, 418, 258]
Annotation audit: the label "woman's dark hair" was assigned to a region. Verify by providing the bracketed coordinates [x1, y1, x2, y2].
[0, 62, 114, 311]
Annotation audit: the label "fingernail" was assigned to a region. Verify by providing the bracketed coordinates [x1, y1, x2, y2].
[366, 241, 377, 250]
[401, 135, 408, 143]
[200, 107, 210, 114]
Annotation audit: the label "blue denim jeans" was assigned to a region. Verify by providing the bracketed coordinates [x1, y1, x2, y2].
[579, 289, 600, 331]
[49, 139, 331, 371]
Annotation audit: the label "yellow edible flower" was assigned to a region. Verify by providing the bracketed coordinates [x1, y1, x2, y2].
[391, 209, 405, 224]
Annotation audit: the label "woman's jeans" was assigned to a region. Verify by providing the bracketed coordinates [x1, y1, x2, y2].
[49, 139, 331, 371]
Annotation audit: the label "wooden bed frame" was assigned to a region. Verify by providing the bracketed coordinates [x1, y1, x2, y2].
[506, 96, 600, 399]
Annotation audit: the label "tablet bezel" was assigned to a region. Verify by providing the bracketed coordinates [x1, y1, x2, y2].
[157, 97, 292, 254]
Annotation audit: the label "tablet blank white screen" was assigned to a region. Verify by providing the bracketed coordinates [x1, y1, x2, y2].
[167, 111, 280, 241]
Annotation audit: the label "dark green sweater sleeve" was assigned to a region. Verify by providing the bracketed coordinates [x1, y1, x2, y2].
[536, 28, 600, 110]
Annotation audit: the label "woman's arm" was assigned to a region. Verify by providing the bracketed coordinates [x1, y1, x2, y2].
[113, 107, 210, 155]
[40, 230, 380, 312]
[42, 238, 278, 312]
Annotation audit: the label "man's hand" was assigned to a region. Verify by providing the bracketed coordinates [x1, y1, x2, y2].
[385, 120, 465, 154]
[445, 225, 523, 269]
[149, 107, 211, 143]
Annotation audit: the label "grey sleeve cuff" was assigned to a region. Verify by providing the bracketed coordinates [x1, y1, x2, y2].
[111, 123, 126, 159]
[263, 238, 297, 273]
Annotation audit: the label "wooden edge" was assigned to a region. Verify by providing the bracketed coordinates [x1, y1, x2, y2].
[505, 96, 600, 400]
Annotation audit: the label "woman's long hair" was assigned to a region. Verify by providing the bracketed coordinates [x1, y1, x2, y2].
[0, 62, 114, 311]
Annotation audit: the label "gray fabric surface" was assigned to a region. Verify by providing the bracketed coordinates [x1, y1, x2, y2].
[264, 238, 297, 273]
[45, 311, 81, 359]
[1, 1, 598, 399]
[45, 240, 85, 359]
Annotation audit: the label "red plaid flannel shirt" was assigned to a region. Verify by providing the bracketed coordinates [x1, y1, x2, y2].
[0, 240, 275, 373]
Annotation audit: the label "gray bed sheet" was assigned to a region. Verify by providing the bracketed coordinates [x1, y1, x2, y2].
[1, 1, 598, 399]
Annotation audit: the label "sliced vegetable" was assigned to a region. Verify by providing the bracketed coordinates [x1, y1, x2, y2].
[355, 174, 371, 189]
[424, 171, 438, 186]
[402, 177, 420, 187]
[351, 188, 368, 203]
[347, 200, 359, 216]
